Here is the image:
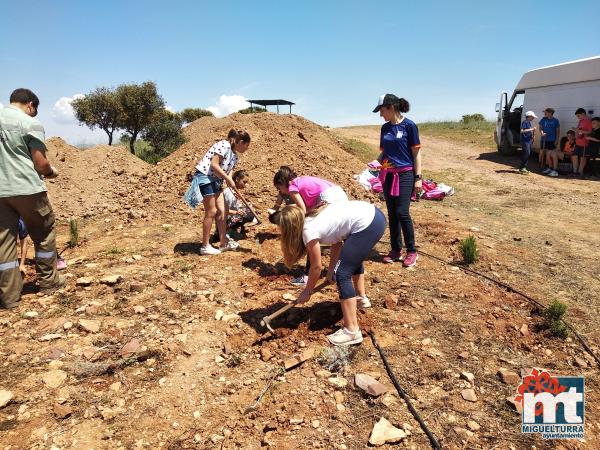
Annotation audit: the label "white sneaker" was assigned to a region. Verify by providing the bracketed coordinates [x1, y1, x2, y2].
[327, 328, 363, 346]
[357, 296, 371, 308]
[548, 170, 559, 177]
[200, 245, 221, 256]
[542, 168, 552, 175]
[219, 240, 239, 252]
[290, 275, 308, 287]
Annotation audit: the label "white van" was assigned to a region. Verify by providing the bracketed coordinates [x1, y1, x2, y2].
[494, 56, 600, 155]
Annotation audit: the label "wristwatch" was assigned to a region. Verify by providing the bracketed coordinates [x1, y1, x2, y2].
[414, 174, 422, 180]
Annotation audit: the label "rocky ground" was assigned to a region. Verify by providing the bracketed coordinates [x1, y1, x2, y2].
[0, 114, 597, 449]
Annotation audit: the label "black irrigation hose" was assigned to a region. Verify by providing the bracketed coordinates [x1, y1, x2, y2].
[416, 249, 600, 368]
[368, 330, 442, 449]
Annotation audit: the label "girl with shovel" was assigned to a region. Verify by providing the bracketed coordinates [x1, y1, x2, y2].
[184, 129, 251, 255]
[278, 201, 386, 346]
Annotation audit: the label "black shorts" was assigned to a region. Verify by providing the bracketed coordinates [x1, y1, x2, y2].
[574, 146, 586, 157]
[542, 141, 556, 150]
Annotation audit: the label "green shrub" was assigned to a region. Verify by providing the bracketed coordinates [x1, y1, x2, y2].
[461, 113, 486, 124]
[543, 300, 569, 338]
[239, 106, 266, 114]
[459, 235, 479, 264]
[69, 218, 79, 248]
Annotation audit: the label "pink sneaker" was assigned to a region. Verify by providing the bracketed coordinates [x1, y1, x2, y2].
[402, 252, 418, 267]
[382, 250, 401, 264]
[57, 257, 67, 270]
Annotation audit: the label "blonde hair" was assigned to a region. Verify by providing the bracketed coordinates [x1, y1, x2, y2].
[279, 205, 306, 268]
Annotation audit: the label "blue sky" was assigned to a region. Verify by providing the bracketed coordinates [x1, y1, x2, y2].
[1, 0, 598, 145]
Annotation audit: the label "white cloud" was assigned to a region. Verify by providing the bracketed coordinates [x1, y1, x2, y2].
[52, 94, 84, 123]
[207, 95, 249, 117]
[0, 103, 3, 108]
[165, 105, 174, 113]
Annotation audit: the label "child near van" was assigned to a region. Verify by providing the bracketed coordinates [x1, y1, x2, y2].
[539, 108, 560, 172]
[572, 108, 593, 177]
[519, 111, 537, 174]
[578, 117, 600, 175]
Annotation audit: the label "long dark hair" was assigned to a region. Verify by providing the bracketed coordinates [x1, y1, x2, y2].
[273, 166, 297, 187]
[392, 98, 410, 114]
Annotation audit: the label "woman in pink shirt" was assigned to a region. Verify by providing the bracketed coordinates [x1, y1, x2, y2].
[272, 166, 351, 288]
[272, 166, 347, 213]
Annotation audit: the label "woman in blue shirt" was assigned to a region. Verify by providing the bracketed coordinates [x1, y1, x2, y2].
[373, 94, 422, 267]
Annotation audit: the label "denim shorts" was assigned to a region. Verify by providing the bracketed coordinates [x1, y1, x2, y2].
[196, 172, 223, 197]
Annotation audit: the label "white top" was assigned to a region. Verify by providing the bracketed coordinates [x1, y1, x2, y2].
[223, 188, 240, 211]
[195, 140, 238, 176]
[302, 201, 375, 245]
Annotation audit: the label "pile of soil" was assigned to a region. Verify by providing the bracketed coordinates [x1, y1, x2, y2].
[146, 113, 377, 218]
[45, 138, 151, 220]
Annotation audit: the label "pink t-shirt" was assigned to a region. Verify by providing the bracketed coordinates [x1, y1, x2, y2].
[288, 176, 335, 210]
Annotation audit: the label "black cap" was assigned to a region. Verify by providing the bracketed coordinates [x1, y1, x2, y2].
[373, 94, 400, 113]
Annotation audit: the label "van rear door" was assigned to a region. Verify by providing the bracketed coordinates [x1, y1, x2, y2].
[495, 91, 507, 149]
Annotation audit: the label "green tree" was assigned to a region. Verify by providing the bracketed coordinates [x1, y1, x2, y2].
[239, 106, 266, 114]
[179, 107, 213, 124]
[116, 81, 165, 154]
[461, 113, 485, 124]
[142, 108, 186, 158]
[71, 87, 121, 145]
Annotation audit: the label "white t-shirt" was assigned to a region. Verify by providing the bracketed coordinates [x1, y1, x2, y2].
[195, 140, 238, 176]
[302, 201, 375, 245]
[223, 188, 240, 211]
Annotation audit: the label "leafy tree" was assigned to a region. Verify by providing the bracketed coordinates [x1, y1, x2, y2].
[239, 106, 266, 114]
[179, 108, 213, 123]
[116, 81, 165, 154]
[461, 113, 485, 124]
[71, 87, 121, 145]
[142, 108, 186, 158]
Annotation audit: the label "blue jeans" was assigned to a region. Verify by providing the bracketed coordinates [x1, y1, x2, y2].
[334, 208, 386, 299]
[520, 141, 532, 169]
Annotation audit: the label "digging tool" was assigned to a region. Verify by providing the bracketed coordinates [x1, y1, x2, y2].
[260, 281, 330, 334]
[231, 185, 261, 225]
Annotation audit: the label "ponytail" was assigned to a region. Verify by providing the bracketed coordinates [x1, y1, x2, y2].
[273, 165, 297, 188]
[227, 129, 251, 149]
[393, 98, 410, 114]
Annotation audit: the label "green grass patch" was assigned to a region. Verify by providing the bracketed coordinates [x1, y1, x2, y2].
[106, 246, 125, 255]
[337, 137, 379, 163]
[543, 300, 569, 339]
[418, 120, 496, 149]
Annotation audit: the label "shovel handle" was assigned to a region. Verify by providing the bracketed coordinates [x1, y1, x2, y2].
[231, 186, 261, 224]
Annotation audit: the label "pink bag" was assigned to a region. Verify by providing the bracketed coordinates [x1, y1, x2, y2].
[421, 179, 445, 200]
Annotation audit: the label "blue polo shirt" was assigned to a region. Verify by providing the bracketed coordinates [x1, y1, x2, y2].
[521, 120, 534, 143]
[379, 118, 421, 168]
[539, 117, 560, 142]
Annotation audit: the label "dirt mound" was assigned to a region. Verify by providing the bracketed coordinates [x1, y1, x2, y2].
[45, 137, 151, 220]
[147, 113, 376, 217]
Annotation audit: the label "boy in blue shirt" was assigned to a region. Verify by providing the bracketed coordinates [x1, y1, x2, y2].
[519, 111, 537, 174]
[539, 108, 560, 174]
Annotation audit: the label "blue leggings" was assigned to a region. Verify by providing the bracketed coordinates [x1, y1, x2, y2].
[334, 208, 386, 299]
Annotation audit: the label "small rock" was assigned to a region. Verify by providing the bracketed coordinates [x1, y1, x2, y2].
[78, 319, 101, 333]
[328, 377, 348, 389]
[243, 289, 255, 298]
[334, 392, 345, 404]
[574, 357, 588, 368]
[53, 403, 73, 419]
[24, 311, 39, 319]
[458, 351, 469, 359]
[369, 417, 408, 446]
[284, 348, 315, 370]
[119, 338, 141, 356]
[421, 338, 432, 346]
[100, 275, 122, 285]
[519, 324, 529, 336]
[506, 396, 523, 414]
[222, 313, 240, 322]
[130, 282, 145, 293]
[460, 371, 475, 383]
[39, 333, 63, 342]
[260, 348, 273, 362]
[76, 277, 94, 286]
[215, 309, 224, 321]
[289, 417, 304, 425]
[0, 390, 14, 408]
[133, 305, 146, 314]
[354, 373, 388, 397]
[42, 369, 67, 388]
[215, 355, 225, 364]
[461, 388, 478, 402]
[470, 227, 480, 232]
[63, 321, 73, 330]
[384, 294, 397, 310]
[311, 419, 320, 428]
[497, 369, 520, 385]
[467, 420, 481, 432]
[282, 293, 295, 301]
